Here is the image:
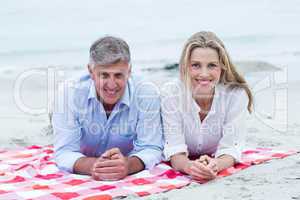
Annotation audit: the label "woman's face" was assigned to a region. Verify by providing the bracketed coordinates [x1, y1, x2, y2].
[188, 47, 222, 98]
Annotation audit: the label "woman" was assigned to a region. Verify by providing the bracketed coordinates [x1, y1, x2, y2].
[161, 31, 253, 181]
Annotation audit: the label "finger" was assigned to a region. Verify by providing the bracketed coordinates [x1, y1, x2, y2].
[101, 148, 121, 159]
[93, 166, 124, 174]
[194, 162, 217, 179]
[189, 167, 209, 180]
[199, 155, 212, 165]
[94, 172, 124, 181]
[189, 167, 215, 180]
[198, 155, 209, 161]
[94, 159, 122, 168]
[194, 162, 214, 176]
[207, 164, 218, 173]
[111, 153, 122, 160]
[190, 164, 213, 179]
[198, 159, 208, 166]
[207, 160, 219, 173]
[95, 156, 109, 163]
[91, 173, 101, 181]
[92, 157, 107, 170]
[191, 168, 216, 180]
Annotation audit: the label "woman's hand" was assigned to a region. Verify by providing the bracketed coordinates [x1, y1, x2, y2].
[197, 155, 219, 174]
[183, 159, 217, 181]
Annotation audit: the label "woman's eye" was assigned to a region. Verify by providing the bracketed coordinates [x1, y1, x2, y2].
[208, 63, 217, 68]
[191, 63, 200, 69]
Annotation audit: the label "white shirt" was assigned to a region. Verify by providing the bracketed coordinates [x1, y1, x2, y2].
[161, 81, 249, 162]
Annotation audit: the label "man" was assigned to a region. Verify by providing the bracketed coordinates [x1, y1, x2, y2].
[52, 36, 163, 181]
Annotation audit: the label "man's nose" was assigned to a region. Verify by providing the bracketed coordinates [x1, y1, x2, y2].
[106, 77, 117, 89]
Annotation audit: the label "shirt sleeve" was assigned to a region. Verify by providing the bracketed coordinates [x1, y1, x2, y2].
[52, 83, 85, 173]
[128, 81, 164, 169]
[160, 82, 188, 161]
[215, 88, 249, 163]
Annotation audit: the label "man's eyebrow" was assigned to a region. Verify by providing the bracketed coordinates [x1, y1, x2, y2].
[99, 71, 109, 75]
[114, 72, 124, 75]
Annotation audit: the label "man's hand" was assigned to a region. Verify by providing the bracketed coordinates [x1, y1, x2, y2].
[91, 148, 129, 181]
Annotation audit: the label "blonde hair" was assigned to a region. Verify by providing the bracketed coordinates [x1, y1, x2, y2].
[179, 31, 253, 113]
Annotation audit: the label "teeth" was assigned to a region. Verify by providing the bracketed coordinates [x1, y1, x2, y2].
[196, 79, 211, 86]
[196, 79, 211, 82]
[105, 89, 117, 95]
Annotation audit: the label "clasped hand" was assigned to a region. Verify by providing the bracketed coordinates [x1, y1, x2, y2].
[184, 155, 219, 181]
[91, 148, 129, 181]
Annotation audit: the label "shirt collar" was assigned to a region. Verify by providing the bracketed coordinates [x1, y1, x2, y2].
[192, 84, 220, 114]
[88, 79, 97, 100]
[87, 79, 131, 108]
[119, 82, 130, 107]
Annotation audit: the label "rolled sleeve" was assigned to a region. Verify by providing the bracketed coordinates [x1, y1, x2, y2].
[215, 147, 242, 163]
[161, 82, 188, 161]
[55, 151, 85, 173]
[215, 89, 248, 163]
[129, 81, 164, 169]
[129, 148, 162, 169]
[52, 83, 84, 173]
[163, 144, 188, 161]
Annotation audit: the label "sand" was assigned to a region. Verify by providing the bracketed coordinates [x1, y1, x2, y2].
[0, 64, 299, 199]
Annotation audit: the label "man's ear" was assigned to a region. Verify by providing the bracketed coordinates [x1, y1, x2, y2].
[128, 64, 132, 77]
[88, 64, 95, 80]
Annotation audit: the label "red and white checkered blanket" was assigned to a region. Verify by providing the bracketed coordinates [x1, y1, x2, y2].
[0, 145, 298, 200]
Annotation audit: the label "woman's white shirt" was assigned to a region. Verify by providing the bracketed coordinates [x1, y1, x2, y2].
[161, 81, 249, 162]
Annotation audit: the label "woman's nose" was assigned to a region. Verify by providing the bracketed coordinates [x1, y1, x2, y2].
[199, 66, 209, 76]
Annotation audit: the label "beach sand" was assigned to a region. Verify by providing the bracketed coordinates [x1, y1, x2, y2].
[0, 65, 299, 199]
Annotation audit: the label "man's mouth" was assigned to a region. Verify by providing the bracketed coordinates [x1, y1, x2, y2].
[104, 88, 118, 96]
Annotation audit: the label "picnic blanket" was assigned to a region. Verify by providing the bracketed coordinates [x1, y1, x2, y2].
[0, 145, 298, 200]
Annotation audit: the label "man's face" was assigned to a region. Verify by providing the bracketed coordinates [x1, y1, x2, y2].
[89, 61, 131, 107]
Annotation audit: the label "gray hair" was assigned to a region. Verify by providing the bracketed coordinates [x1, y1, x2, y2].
[89, 36, 131, 67]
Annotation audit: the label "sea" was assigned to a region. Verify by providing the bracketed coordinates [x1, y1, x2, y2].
[0, 0, 299, 146]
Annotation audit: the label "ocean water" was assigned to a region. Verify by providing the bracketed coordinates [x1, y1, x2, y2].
[0, 0, 300, 146]
[1, 0, 300, 74]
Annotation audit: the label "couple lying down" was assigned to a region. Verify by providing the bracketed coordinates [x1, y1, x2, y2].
[52, 31, 253, 182]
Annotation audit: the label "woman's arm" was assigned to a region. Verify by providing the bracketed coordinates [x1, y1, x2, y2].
[198, 154, 234, 173]
[161, 82, 188, 161]
[215, 88, 249, 163]
[215, 154, 235, 171]
[171, 153, 217, 180]
[170, 153, 190, 172]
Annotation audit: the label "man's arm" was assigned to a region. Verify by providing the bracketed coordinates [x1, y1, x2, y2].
[52, 84, 87, 173]
[73, 149, 145, 178]
[73, 157, 97, 175]
[127, 156, 145, 175]
[129, 81, 164, 170]
[91, 148, 144, 181]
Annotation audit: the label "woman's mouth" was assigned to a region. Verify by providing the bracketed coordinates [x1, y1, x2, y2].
[195, 78, 212, 86]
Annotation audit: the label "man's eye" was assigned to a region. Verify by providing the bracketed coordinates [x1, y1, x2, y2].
[115, 74, 124, 79]
[99, 73, 109, 78]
